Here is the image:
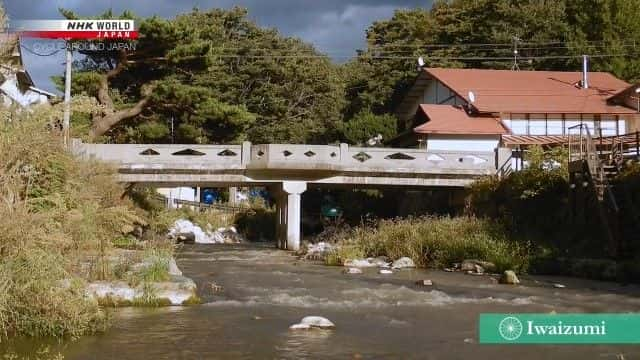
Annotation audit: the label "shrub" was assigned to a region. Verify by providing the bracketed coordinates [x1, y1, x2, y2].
[328, 216, 529, 272]
[234, 205, 276, 241]
[341, 110, 397, 145]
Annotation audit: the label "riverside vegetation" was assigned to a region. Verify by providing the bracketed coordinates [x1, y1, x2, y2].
[0, 104, 200, 341]
[324, 216, 529, 273]
[321, 146, 640, 282]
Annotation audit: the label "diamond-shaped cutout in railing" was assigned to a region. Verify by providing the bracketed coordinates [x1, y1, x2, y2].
[385, 152, 415, 160]
[330, 152, 337, 158]
[283, 150, 293, 157]
[172, 148, 206, 156]
[304, 151, 316, 157]
[217, 149, 237, 156]
[256, 150, 265, 157]
[140, 148, 160, 156]
[352, 151, 371, 162]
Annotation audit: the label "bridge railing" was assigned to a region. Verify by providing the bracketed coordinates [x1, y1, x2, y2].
[71, 139, 504, 175]
[71, 140, 244, 169]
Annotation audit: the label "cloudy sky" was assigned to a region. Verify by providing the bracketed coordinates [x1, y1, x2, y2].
[5, 0, 431, 94]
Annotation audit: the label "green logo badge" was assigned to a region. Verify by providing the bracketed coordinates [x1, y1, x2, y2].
[498, 316, 523, 341]
[480, 313, 640, 344]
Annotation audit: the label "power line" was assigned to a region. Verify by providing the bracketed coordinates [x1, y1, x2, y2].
[20, 44, 62, 57]
[175, 52, 640, 61]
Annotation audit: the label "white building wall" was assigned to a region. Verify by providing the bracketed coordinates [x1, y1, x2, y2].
[425, 134, 500, 152]
[421, 79, 466, 106]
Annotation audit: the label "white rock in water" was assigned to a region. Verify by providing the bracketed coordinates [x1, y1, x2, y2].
[392, 257, 416, 269]
[344, 267, 363, 274]
[168, 257, 182, 276]
[416, 279, 433, 286]
[379, 269, 393, 275]
[499, 270, 520, 285]
[86, 281, 136, 302]
[152, 276, 197, 305]
[553, 283, 566, 288]
[299, 316, 335, 329]
[289, 323, 311, 330]
[368, 257, 391, 268]
[168, 219, 225, 244]
[344, 258, 377, 268]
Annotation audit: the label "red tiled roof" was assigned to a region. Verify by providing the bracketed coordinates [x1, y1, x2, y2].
[425, 68, 636, 115]
[414, 104, 509, 135]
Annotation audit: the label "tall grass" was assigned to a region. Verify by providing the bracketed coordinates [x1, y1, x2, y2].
[0, 107, 146, 339]
[328, 216, 529, 272]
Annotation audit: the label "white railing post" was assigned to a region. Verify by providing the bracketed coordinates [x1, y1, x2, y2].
[241, 141, 251, 167]
[339, 143, 348, 163]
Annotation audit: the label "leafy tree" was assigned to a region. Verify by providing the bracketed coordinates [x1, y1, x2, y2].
[63, 7, 345, 144]
[341, 110, 397, 145]
[565, 0, 640, 82]
[345, 1, 570, 118]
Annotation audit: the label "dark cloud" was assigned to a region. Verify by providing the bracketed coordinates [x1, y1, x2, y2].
[5, 0, 431, 92]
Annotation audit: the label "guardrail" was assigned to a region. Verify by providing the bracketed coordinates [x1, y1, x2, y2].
[71, 139, 505, 176]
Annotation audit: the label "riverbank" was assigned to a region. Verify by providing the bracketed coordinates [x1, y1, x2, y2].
[5, 243, 638, 359]
[0, 111, 205, 341]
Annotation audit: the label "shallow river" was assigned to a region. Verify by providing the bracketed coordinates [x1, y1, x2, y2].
[7, 243, 640, 359]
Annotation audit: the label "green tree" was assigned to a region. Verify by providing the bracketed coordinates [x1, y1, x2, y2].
[341, 110, 397, 145]
[64, 7, 345, 144]
[345, 1, 570, 118]
[565, 0, 640, 82]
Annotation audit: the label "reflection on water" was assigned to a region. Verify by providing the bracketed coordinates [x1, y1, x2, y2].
[3, 243, 640, 359]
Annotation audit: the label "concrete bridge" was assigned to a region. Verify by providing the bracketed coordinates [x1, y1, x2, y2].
[72, 139, 511, 251]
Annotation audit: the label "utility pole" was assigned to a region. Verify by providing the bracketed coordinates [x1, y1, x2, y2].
[62, 41, 72, 146]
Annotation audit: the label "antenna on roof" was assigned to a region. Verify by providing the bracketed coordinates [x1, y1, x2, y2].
[511, 35, 521, 71]
[468, 91, 476, 104]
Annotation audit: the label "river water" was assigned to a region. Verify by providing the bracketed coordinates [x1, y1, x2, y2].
[6, 243, 640, 359]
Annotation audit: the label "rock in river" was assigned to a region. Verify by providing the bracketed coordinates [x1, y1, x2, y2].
[499, 270, 520, 285]
[290, 316, 335, 330]
[461, 259, 496, 273]
[391, 257, 416, 269]
[344, 258, 377, 268]
[344, 267, 363, 274]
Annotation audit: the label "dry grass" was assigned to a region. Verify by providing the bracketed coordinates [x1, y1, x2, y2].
[327, 216, 529, 272]
[0, 107, 150, 339]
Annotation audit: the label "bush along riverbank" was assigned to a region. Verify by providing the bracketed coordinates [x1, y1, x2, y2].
[302, 146, 640, 284]
[0, 106, 199, 342]
[467, 146, 640, 283]
[304, 216, 529, 275]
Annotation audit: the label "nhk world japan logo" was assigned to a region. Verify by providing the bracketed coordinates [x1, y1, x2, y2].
[479, 314, 640, 344]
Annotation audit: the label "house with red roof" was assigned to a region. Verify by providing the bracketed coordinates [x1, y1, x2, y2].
[393, 67, 640, 152]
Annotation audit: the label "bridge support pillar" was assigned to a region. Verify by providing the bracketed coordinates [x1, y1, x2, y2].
[275, 181, 307, 251]
[228, 187, 238, 204]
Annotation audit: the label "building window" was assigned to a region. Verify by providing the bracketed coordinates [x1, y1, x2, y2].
[547, 115, 563, 135]
[529, 114, 546, 135]
[582, 114, 596, 135]
[564, 114, 581, 134]
[509, 113, 528, 135]
[601, 115, 617, 136]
